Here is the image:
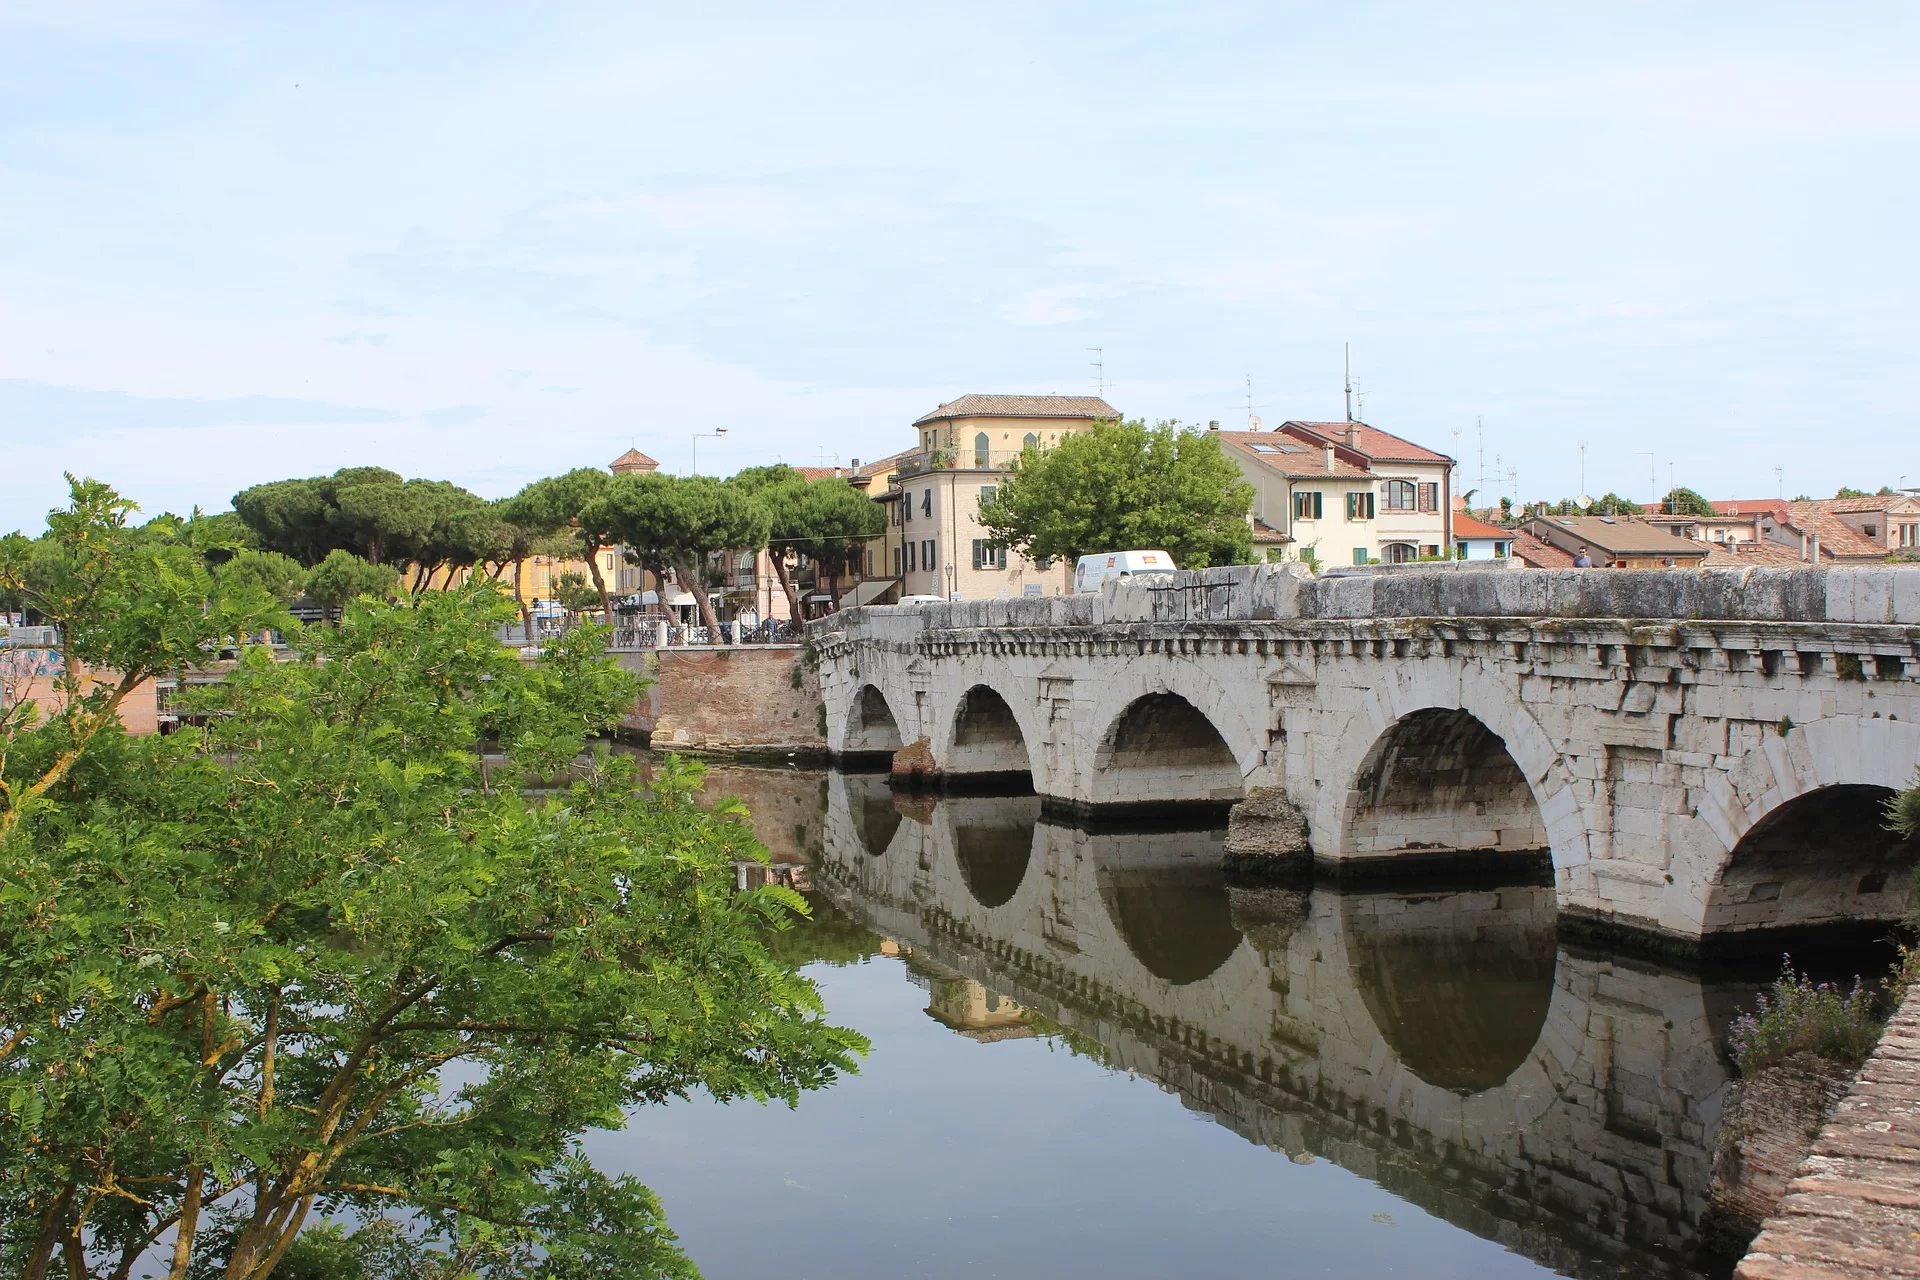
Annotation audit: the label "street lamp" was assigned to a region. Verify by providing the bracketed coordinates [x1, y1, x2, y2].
[691, 428, 728, 477]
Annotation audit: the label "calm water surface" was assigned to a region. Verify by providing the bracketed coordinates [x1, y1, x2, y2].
[586, 764, 1841, 1280]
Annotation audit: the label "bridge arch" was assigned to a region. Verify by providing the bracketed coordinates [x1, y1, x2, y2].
[1315, 661, 1588, 883]
[840, 683, 905, 755]
[1080, 664, 1262, 807]
[943, 684, 1035, 782]
[1340, 706, 1549, 861]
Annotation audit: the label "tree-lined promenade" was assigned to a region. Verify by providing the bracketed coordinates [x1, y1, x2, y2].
[0, 480, 866, 1280]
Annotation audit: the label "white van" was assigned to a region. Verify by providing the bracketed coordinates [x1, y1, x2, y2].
[1073, 550, 1177, 594]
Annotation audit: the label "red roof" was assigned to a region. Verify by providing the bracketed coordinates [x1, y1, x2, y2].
[1703, 540, 1807, 567]
[1782, 501, 1885, 560]
[1216, 431, 1373, 479]
[1713, 498, 1787, 518]
[1277, 420, 1452, 465]
[1510, 529, 1574, 569]
[1452, 513, 1511, 540]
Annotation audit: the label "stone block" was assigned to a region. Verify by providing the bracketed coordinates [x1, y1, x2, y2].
[1373, 571, 1441, 618]
[1894, 566, 1920, 626]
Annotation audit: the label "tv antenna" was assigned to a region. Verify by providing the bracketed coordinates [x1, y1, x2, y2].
[1088, 347, 1106, 398]
[1343, 343, 1354, 422]
[1577, 440, 1587, 497]
[1476, 415, 1485, 488]
[1244, 373, 1266, 429]
[1774, 465, 1783, 500]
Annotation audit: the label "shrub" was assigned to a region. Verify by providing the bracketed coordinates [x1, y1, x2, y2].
[1728, 959, 1885, 1076]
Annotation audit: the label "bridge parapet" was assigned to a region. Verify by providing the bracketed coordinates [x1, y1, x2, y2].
[808, 564, 1920, 635]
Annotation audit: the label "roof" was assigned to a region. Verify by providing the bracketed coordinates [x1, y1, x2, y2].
[609, 448, 659, 473]
[1509, 530, 1574, 569]
[1276, 420, 1453, 465]
[1250, 517, 1292, 544]
[1451, 513, 1511, 541]
[1215, 431, 1372, 479]
[1702, 540, 1807, 568]
[1782, 501, 1886, 560]
[855, 448, 917, 478]
[793, 466, 855, 481]
[1531, 515, 1712, 557]
[1713, 498, 1788, 518]
[1827, 495, 1920, 514]
[913, 394, 1117, 426]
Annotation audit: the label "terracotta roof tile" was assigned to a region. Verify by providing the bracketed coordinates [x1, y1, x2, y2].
[1713, 498, 1789, 519]
[1451, 513, 1511, 540]
[1825, 495, 1920, 514]
[1783, 501, 1886, 560]
[1277, 420, 1453, 465]
[914, 394, 1117, 426]
[1509, 530, 1574, 569]
[1529, 515, 1711, 557]
[1702, 540, 1807, 567]
[1216, 431, 1373, 479]
[1251, 518, 1291, 543]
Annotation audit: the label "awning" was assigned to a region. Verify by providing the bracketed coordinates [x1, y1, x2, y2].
[641, 587, 698, 607]
[843, 578, 899, 608]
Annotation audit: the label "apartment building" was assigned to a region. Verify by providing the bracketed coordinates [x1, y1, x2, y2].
[1216, 420, 1453, 566]
[913, 394, 1117, 469]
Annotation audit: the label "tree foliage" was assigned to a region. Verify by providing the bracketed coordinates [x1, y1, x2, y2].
[587, 475, 770, 636]
[217, 550, 309, 606]
[975, 420, 1255, 569]
[303, 549, 400, 612]
[231, 470, 496, 579]
[1590, 492, 1643, 516]
[1662, 487, 1717, 517]
[0, 481, 864, 1279]
[504, 471, 617, 627]
[731, 468, 884, 615]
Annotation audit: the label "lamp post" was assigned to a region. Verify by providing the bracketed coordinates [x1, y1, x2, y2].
[691, 428, 728, 477]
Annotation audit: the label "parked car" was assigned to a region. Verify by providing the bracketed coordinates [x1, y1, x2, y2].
[896, 594, 948, 606]
[1073, 550, 1177, 593]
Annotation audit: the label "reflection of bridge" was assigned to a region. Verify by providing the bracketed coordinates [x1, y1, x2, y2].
[818, 776, 1738, 1279]
[812, 564, 1920, 946]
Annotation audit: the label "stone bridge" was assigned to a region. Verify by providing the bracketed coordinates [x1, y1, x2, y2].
[809, 564, 1920, 948]
[814, 777, 1743, 1279]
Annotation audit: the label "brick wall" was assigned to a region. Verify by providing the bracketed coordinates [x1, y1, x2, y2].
[617, 644, 824, 754]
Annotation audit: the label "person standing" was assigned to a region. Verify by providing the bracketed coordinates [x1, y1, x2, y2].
[1573, 546, 1594, 567]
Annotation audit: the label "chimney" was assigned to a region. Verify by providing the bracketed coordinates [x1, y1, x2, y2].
[1208, 420, 1219, 431]
[851, 458, 861, 468]
[1323, 443, 1335, 472]
[1347, 422, 1361, 449]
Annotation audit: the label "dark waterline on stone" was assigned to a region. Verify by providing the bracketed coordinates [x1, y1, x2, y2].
[586, 758, 1897, 1280]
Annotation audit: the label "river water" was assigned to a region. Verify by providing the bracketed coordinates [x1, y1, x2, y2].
[585, 763, 1876, 1279]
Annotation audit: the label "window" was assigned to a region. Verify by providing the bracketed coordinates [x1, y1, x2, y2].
[1385, 480, 1417, 511]
[1902, 523, 1919, 547]
[1023, 432, 1038, 450]
[1418, 482, 1439, 512]
[903, 495, 912, 523]
[979, 486, 998, 509]
[922, 539, 936, 571]
[864, 549, 873, 577]
[1495, 541, 1509, 558]
[971, 539, 1007, 570]
[1346, 491, 1375, 520]
[1385, 543, 1417, 563]
[1293, 490, 1323, 520]
[975, 432, 990, 468]
[1864, 524, 1879, 538]
[893, 546, 903, 576]
[921, 489, 931, 519]
[1352, 548, 1370, 565]
[1420, 545, 1440, 558]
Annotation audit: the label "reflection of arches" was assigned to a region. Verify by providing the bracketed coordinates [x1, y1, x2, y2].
[1704, 784, 1919, 935]
[844, 772, 905, 857]
[1093, 694, 1244, 805]
[952, 796, 1040, 908]
[1343, 886, 1557, 1094]
[946, 685, 1033, 779]
[1093, 829, 1244, 984]
[843, 684, 903, 754]
[1343, 708, 1547, 858]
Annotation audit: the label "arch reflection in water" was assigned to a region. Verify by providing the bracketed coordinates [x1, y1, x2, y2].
[843, 772, 905, 857]
[1341, 886, 1558, 1094]
[949, 796, 1039, 908]
[1092, 828, 1245, 985]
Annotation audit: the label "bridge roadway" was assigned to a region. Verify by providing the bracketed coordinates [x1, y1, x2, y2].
[809, 564, 1920, 948]
[816, 776, 1742, 1279]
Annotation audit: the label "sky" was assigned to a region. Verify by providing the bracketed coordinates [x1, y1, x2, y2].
[3, 2, 1917, 532]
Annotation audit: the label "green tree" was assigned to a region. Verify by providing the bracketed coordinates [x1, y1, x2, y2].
[550, 569, 604, 616]
[1591, 492, 1643, 516]
[304, 549, 400, 613]
[1837, 486, 1870, 499]
[509, 469, 618, 627]
[217, 549, 309, 606]
[1878, 486, 1899, 497]
[0, 482, 863, 1279]
[733, 468, 886, 615]
[1662, 487, 1717, 517]
[588, 474, 770, 637]
[975, 419, 1254, 569]
[232, 471, 492, 576]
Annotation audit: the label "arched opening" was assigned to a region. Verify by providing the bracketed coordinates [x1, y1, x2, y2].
[950, 796, 1040, 908]
[974, 432, 990, 467]
[842, 684, 904, 757]
[1091, 693, 1244, 808]
[1022, 431, 1038, 451]
[1093, 828, 1244, 984]
[1383, 542, 1417, 564]
[945, 686, 1034, 785]
[1342, 708, 1547, 868]
[1342, 885, 1558, 1094]
[844, 772, 905, 857]
[1704, 785, 1919, 940]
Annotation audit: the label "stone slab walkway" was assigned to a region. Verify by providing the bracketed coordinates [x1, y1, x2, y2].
[1738, 984, 1920, 1278]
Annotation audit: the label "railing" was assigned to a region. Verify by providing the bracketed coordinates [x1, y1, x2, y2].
[606, 619, 805, 650]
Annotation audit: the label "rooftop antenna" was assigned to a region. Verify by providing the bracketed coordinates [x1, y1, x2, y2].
[1775, 465, 1784, 500]
[1477, 415, 1485, 489]
[1343, 343, 1354, 422]
[1088, 347, 1105, 398]
[1644, 452, 1656, 514]
[1577, 440, 1587, 497]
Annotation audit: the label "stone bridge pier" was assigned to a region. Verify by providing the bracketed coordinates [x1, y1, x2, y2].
[810, 564, 1920, 950]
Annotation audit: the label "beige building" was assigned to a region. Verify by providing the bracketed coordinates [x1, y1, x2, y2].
[912, 393, 1117, 469]
[1217, 420, 1454, 567]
